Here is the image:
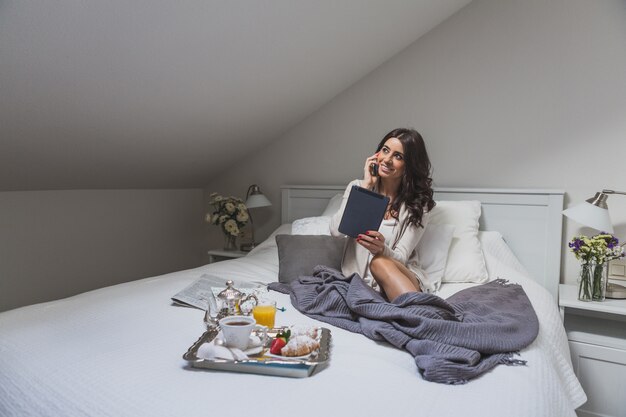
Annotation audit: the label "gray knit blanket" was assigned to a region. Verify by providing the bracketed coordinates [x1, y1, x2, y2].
[268, 265, 539, 384]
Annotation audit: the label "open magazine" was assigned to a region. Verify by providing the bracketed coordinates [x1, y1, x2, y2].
[171, 274, 264, 310]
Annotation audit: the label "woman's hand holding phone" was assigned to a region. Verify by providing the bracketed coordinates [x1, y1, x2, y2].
[362, 152, 379, 190]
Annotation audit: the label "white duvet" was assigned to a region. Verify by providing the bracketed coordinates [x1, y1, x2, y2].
[0, 226, 585, 417]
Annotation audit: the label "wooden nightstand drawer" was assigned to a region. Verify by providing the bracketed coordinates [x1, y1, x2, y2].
[569, 341, 626, 417]
[559, 284, 626, 417]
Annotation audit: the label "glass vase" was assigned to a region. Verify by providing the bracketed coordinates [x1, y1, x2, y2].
[591, 261, 608, 301]
[578, 263, 593, 301]
[578, 261, 608, 301]
[223, 234, 237, 251]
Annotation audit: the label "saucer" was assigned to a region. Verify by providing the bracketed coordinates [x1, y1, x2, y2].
[216, 331, 264, 355]
[196, 333, 264, 361]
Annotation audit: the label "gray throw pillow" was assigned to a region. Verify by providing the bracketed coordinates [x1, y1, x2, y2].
[275, 234, 346, 284]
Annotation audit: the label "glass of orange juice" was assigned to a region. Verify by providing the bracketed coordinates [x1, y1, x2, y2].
[252, 299, 277, 328]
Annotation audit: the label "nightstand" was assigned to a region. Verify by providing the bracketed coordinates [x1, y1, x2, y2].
[559, 284, 626, 417]
[207, 249, 247, 263]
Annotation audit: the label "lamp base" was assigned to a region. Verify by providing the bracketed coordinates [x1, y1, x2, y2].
[606, 282, 626, 299]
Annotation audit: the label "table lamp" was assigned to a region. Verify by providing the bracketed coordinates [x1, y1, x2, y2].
[241, 184, 272, 251]
[563, 189, 626, 299]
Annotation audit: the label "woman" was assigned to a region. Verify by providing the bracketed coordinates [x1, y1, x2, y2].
[330, 128, 436, 301]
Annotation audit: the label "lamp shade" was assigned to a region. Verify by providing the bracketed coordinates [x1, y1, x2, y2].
[245, 184, 272, 209]
[246, 193, 271, 209]
[562, 201, 613, 233]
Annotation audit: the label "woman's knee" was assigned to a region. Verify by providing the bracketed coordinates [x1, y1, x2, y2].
[370, 255, 392, 277]
[371, 256, 421, 292]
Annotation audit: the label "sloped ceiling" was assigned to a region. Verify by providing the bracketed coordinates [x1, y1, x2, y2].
[0, 0, 470, 191]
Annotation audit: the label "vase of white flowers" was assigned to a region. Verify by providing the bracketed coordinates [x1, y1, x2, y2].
[223, 234, 237, 251]
[568, 233, 624, 301]
[206, 193, 249, 251]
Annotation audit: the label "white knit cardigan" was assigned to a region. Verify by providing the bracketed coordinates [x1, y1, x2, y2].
[329, 179, 434, 293]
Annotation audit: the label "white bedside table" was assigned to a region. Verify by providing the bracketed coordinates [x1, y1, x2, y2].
[559, 284, 626, 417]
[207, 249, 247, 264]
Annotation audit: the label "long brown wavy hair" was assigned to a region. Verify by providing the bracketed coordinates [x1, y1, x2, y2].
[375, 128, 435, 228]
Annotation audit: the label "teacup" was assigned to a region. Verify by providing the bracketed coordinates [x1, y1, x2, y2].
[220, 316, 266, 350]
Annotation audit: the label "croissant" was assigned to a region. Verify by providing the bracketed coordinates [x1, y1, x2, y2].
[281, 335, 320, 357]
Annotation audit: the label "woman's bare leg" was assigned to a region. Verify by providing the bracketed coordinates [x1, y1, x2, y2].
[369, 255, 421, 301]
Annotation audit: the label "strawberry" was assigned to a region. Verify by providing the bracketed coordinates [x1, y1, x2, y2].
[269, 337, 286, 355]
[269, 329, 291, 355]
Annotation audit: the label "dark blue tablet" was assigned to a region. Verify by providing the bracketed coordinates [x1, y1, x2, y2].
[338, 185, 390, 238]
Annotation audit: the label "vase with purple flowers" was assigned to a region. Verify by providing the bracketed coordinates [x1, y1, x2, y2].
[569, 233, 624, 301]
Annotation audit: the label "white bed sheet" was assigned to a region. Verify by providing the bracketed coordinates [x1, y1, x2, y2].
[0, 226, 585, 417]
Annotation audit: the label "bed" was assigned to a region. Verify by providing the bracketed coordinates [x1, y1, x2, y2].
[0, 185, 586, 417]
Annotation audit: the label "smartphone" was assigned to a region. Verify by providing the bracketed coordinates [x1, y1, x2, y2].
[369, 163, 379, 177]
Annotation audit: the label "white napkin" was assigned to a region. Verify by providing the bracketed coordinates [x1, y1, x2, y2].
[197, 332, 264, 361]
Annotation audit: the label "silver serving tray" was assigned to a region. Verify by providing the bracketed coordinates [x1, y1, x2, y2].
[183, 326, 331, 378]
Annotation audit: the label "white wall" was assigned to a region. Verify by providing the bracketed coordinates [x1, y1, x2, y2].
[205, 0, 626, 284]
[0, 189, 206, 312]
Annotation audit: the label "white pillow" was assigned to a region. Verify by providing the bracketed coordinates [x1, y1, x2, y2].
[321, 194, 343, 217]
[292, 216, 331, 235]
[428, 200, 488, 283]
[416, 223, 455, 289]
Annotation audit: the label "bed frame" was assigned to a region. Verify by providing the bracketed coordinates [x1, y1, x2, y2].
[281, 185, 564, 301]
